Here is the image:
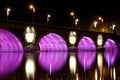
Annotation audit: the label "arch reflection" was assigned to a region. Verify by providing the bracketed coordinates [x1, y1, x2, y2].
[104, 39, 117, 68]
[0, 51, 23, 77]
[38, 51, 68, 74]
[78, 51, 96, 72]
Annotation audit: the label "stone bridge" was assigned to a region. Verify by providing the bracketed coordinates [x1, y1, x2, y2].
[0, 19, 120, 50]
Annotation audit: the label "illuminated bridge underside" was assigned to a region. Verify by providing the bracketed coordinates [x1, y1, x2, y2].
[0, 29, 23, 51]
[39, 33, 68, 51]
[104, 39, 117, 68]
[78, 36, 96, 51]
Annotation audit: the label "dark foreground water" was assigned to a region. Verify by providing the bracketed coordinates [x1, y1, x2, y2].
[0, 50, 120, 80]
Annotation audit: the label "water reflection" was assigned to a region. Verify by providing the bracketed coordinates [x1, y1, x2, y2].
[104, 48, 117, 68]
[69, 54, 77, 74]
[25, 54, 36, 80]
[78, 51, 96, 72]
[0, 51, 23, 77]
[104, 39, 117, 68]
[38, 51, 68, 74]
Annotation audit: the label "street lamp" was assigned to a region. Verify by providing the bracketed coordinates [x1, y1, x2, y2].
[47, 14, 51, 24]
[112, 24, 116, 30]
[75, 18, 79, 26]
[93, 21, 97, 27]
[70, 11, 78, 28]
[98, 16, 103, 23]
[70, 11, 75, 18]
[29, 4, 35, 24]
[6, 8, 11, 20]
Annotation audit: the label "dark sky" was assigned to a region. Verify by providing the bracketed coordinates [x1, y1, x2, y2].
[0, 0, 120, 27]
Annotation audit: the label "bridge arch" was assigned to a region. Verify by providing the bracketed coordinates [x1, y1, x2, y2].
[0, 29, 23, 51]
[104, 39, 117, 51]
[38, 33, 68, 51]
[77, 36, 96, 51]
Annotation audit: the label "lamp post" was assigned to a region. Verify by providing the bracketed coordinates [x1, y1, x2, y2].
[75, 18, 79, 28]
[112, 24, 116, 33]
[47, 14, 51, 24]
[6, 8, 11, 20]
[29, 4, 35, 24]
[70, 12, 79, 28]
[94, 21, 97, 28]
[98, 16, 104, 23]
[70, 12, 75, 18]
[70, 12, 75, 27]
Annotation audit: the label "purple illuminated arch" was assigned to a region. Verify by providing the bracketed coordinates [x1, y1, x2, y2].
[0, 29, 23, 51]
[0, 52, 23, 77]
[39, 51, 68, 74]
[78, 51, 96, 72]
[39, 33, 67, 51]
[78, 36, 96, 51]
[104, 39, 117, 68]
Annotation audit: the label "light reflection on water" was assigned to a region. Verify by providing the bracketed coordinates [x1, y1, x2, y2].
[78, 51, 96, 72]
[0, 49, 119, 80]
[0, 51, 23, 77]
[38, 51, 68, 74]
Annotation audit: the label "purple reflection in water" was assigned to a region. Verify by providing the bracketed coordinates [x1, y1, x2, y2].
[0, 29, 23, 51]
[39, 33, 67, 51]
[78, 36, 96, 51]
[39, 51, 68, 74]
[0, 51, 23, 77]
[78, 51, 96, 72]
[104, 39, 117, 68]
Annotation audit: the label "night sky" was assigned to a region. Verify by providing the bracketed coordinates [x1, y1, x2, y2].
[0, 0, 120, 27]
